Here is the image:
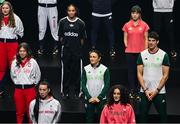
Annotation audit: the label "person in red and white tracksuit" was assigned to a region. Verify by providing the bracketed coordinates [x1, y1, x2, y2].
[0, 1, 24, 95]
[37, 0, 59, 55]
[10, 42, 41, 124]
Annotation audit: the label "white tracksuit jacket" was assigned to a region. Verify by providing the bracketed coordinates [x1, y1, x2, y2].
[153, 0, 175, 12]
[0, 13, 24, 39]
[29, 97, 61, 124]
[10, 58, 41, 85]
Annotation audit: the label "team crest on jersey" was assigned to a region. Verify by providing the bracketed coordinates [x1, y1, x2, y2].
[69, 24, 74, 27]
[139, 27, 142, 30]
[128, 27, 133, 31]
[156, 57, 160, 61]
[123, 108, 127, 111]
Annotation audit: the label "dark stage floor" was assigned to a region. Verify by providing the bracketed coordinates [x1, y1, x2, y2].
[0, 53, 180, 123]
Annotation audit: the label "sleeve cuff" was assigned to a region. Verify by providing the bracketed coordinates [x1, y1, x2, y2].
[97, 96, 103, 101]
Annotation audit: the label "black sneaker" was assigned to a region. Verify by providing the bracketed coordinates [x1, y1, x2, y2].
[129, 92, 134, 99]
[110, 49, 116, 57]
[61, 93, 69, 99]
[134, 94, 141, 101]
[170, 50, 177, 58]
[129, 91, 141, 101]
[37, 49, 44, 55]
[0, 91, 4, 98]
[52, 47, 58, 55]
[79, 92, 84, 99]
[74, 94, 79, 100]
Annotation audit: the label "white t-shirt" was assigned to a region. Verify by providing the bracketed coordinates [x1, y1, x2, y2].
[137, 49, 170, 94]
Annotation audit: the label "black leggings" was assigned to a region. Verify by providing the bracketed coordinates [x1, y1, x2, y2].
[126, 53, 139, 92]
[91, 15, 115, 49]
[62, 47, 81, 95]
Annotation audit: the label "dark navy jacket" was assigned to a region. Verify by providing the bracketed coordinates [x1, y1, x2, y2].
[88, 0, 117, 14]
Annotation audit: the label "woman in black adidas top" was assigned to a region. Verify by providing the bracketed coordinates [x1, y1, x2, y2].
[58, 4, 87, 99]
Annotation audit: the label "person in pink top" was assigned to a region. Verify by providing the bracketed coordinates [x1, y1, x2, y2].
[100, 84, 136, 124]
[122, 5, 149, 99]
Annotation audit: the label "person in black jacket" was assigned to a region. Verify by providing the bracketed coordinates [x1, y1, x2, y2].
[58, 4, 87, 99]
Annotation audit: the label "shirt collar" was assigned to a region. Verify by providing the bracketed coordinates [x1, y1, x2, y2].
[91, 63, 100, 68]
[130, 19, 142, 27]
[20, 57, 31, 67]
[66, 16, 78, 23]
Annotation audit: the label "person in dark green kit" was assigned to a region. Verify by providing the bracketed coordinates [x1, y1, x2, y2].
[82, 50, 110, 123]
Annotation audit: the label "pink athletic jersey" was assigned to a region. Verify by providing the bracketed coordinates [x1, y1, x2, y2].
[100, 103, 136, 124]
[122, 19, 149, 53]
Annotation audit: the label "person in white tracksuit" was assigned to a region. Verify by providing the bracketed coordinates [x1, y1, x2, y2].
[29, 80, 61, 124]
[37, 0, 59, 55]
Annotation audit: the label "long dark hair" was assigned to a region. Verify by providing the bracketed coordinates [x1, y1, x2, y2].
[34, 80, 53, 123]
[107, 85, 130, 107]
[0, 1, 15, 29]
[16, 42, 33, 67]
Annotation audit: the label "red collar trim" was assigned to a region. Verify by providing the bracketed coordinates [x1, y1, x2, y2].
[3, 16, 9, 25]
[130, 19, 142, 27]
[21, 57, 31, 67]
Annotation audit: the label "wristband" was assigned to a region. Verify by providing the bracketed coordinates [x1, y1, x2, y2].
[156, 88, 161, 92]
[143, 88, 148, 92]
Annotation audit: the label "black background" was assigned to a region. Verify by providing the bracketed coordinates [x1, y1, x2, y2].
[0, 1, 179, 123]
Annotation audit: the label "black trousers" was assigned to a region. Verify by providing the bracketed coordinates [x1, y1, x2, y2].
[62, 46, 81, 95]
[126, 53, 139, 92]
[139, 93, 167, 123]
[39, 39, 58, 50]
[153, 12, 175, 51]
[0, 70, 10, 93]
[91, 15, 115, 49]
[85, 100, 106, 123]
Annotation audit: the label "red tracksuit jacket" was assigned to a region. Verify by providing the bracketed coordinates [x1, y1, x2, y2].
[100, 103, 136, 124]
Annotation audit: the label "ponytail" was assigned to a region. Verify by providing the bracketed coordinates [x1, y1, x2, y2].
[33, 97, 39, 123]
